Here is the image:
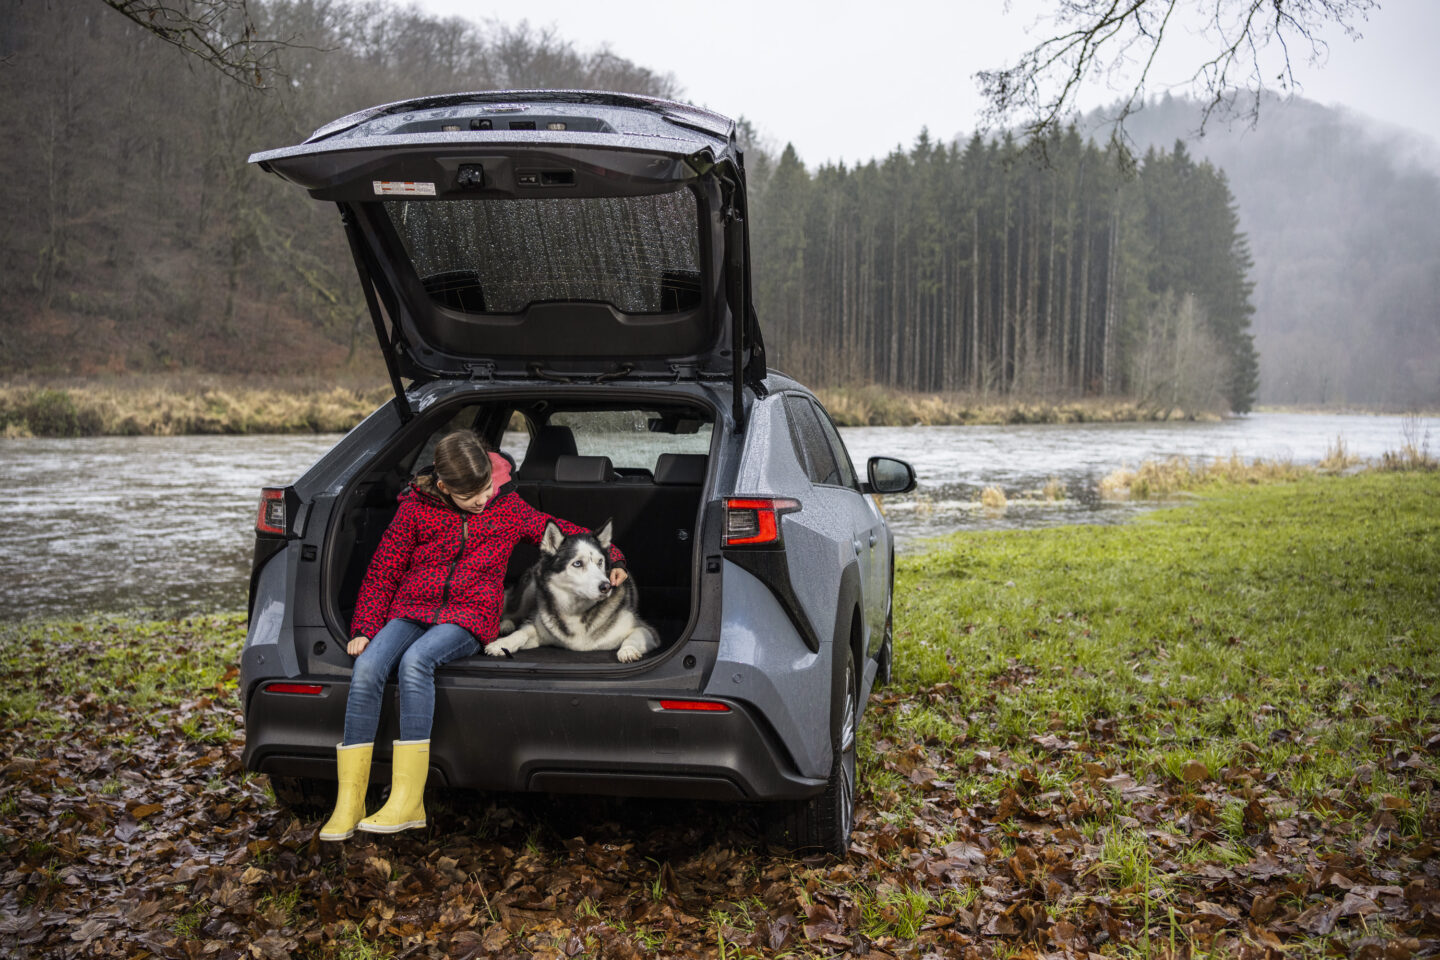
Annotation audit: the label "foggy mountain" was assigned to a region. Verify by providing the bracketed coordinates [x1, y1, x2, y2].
[1080, 94, 1440, 408]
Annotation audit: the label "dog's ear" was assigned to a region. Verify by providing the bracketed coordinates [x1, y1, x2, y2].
[540, 521, 565, 555]
[593, 518, 613, 551]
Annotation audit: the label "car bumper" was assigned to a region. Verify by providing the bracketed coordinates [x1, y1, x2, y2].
[243, 677, 827, 801]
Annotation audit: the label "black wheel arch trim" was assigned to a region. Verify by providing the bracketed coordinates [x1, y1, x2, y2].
[830, 562, 863, 738]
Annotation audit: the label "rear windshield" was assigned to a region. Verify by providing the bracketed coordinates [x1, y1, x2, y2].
[384, 190, 702, 314]
[547, 409, 712, 471]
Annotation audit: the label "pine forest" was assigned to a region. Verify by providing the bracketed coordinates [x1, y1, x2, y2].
[747, 132, 1259, 413]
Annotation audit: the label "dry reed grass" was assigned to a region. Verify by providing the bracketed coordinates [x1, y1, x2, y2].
[1378, 446, 1439, 471]
[3, 378, 1228, 436]
[979, 486, 1008, 510]
[1102, 453, 1318, 499]
[812, 385, 1216, 427]
[1318, 436, 1364, 472]
[0, 383, 389, 437]
[1375, 414, 1438, 472]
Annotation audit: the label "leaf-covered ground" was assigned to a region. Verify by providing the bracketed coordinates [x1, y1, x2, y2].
[1, 472, 1437, 959]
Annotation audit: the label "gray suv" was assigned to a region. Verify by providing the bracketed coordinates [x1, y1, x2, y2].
[242, 91, 916, 855]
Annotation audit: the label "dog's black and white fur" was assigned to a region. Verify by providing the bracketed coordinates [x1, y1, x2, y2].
[488, 520, 660, 663]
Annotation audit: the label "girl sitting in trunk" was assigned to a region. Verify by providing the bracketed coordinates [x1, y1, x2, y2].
[320, 430, 626, 841]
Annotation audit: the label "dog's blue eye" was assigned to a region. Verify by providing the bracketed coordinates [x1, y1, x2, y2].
[572, 559, 582, 567]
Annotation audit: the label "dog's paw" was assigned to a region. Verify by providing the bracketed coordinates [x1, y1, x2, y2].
[484, 638, 516, 656]
[498, 619, 516, 636]
[616, 645, 645, 663]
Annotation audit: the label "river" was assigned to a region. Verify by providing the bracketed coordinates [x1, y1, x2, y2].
[0, 412, 1428, 622]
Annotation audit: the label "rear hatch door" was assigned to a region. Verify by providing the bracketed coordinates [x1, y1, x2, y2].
[250, 92, 764, 413]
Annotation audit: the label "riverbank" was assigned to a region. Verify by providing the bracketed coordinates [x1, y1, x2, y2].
[1092, 436, 1436, 500]
[0, 380, 391, 437]
[0, 377, 1225, 437]
[816, 384, 1223, 426]
[1, 472, 1435, 957]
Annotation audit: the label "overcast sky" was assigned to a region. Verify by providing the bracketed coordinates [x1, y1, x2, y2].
[411, 0, 1440, 167]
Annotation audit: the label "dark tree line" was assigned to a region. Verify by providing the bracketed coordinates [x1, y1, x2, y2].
[747, 131, 1260, 413]
[0, 0, 677, 377]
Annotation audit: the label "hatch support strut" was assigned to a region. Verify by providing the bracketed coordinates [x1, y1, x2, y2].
[339, 205, 412, 424]
[720, 155, 765, 433]
[727, 204, 745, 432]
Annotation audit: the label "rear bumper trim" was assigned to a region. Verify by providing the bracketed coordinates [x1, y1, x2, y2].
[244, 679, 825, 801]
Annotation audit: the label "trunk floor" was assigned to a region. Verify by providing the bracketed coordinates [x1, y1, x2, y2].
[449, 618, 688, 666]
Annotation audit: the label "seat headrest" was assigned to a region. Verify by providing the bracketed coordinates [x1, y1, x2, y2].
[654, 453, 707, 485]
[554, 454, 615, 483]
[515, 425, 578, 480]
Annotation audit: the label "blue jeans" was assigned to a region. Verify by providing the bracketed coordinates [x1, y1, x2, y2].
[342, 619, 480, 745]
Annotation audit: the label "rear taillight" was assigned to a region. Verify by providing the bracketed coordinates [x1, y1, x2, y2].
[264, 682, 324, 695]
[724, 498, 800, 546]
[256, 487, 287, 536]
[658, 700, 730, 712]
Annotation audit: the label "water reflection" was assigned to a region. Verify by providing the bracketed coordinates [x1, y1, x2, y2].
[0, 413, 1428, 621]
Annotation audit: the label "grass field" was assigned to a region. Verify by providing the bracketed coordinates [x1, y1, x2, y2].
[1, 471, 1436, 958]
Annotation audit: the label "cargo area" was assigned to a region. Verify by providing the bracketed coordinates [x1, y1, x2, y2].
[323, 394, 717, 665]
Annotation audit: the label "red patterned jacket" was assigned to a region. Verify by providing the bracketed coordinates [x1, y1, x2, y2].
[349, 456, 624, 644]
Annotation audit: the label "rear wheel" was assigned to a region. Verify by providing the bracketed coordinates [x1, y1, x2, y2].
[765, 645, 857, 856]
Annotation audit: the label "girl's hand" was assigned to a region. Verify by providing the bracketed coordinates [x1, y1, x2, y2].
[609, 568, 628, 588]
[348, 636, 369, 656]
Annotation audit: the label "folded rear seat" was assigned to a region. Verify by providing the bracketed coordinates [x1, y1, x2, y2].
[505, 425, 577, 584]
[499, 444, 710, 644]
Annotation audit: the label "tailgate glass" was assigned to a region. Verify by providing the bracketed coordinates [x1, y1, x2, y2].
[384, 190, 702, 315]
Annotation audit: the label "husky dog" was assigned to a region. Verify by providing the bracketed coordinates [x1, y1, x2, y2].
[489, 520, 660, 663]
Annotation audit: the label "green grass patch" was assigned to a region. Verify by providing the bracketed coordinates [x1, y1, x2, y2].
[895, 473, 1440, 809]
[0, 615, 245, 736]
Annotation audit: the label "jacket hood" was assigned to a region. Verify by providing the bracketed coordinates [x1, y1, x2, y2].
[403, 450, 515, 508]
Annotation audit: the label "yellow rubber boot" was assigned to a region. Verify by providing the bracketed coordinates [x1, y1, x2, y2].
[358, 739, 429, 834]
[318, 741, 373, 841]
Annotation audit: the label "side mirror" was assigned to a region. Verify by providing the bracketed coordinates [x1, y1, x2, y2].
[865, 456, 917, 495]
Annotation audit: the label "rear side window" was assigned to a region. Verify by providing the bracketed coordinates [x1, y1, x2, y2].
[811, 404, 859, 490]
[384, 191, 702, 314]
[784, 396, 842, 487]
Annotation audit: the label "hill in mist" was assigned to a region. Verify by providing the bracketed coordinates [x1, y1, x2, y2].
[1080, 94, 1440, 409]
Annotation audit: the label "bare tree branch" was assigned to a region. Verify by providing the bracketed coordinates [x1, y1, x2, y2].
[977, 0, 1379, 149]
[100, 0, 289, 87]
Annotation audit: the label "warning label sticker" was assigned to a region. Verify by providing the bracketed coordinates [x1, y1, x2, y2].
[372, 181, 437, 196]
